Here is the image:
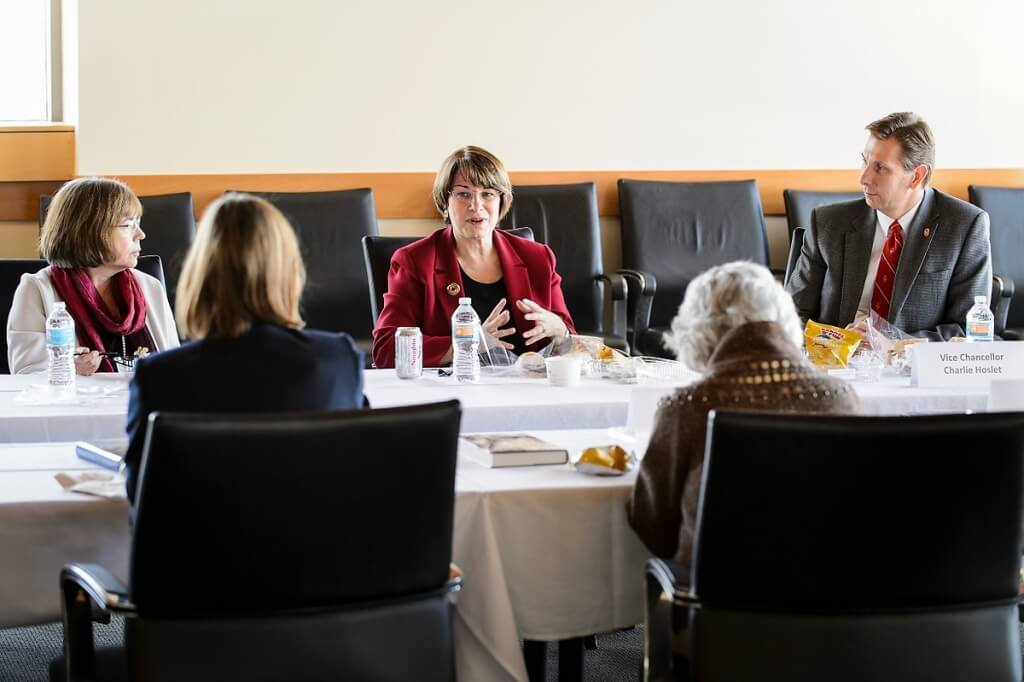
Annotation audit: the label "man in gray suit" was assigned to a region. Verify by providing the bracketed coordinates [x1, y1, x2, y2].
[787, 112, 991, 337]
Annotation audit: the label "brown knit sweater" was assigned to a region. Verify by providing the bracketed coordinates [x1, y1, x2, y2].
[627, 320, 861, 572]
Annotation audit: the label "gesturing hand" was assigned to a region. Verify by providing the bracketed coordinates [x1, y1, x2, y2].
[517, 298, 567, 345]
[481, 297, 516, 350]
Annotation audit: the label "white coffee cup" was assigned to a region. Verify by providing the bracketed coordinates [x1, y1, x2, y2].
[545, 356, 582, 387]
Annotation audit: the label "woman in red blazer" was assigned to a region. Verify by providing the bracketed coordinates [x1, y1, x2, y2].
[372, 146, 575, 368]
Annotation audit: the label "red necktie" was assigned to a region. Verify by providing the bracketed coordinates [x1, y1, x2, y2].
[871, 220, 903, 319]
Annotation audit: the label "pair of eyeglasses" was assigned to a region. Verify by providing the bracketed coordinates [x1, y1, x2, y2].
[74, 351, 138, 370]
[449, 189, 501, 204]
[116, 217, 142, 231]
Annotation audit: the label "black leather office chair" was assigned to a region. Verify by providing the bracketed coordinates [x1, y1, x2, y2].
[783, 227, 804, 288]
[782, 189, 862, 245]
[644, 410, 1024, 682]
[52, 401, 463, 682]
[362, 227, 534, 326]
[498, 183, 628, 352]
[41, 192, 195, 310]
[618, 179, 769, 358]
[969, 185, 1024, 339]
[1, 255, 165, 374]
[237, 189, 379, 359]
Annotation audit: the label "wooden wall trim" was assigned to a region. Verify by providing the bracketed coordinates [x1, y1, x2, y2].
[0, 181, 65, 224]
[0, 129, 75, 182]
[3, 168, 1023, 222]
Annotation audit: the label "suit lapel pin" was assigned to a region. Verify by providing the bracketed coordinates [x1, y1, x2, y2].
[923, 227, 931, 238]
[446, 282, 461, 297]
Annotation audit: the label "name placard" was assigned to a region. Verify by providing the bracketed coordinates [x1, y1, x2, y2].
[912, 342, 1024, 387]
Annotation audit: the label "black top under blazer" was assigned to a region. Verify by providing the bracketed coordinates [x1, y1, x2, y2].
[124, 322, 366, 502]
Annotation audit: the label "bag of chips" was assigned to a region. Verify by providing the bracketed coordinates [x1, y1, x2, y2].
[804, 320, 862, 368]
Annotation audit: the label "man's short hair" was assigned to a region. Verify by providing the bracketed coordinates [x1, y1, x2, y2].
[866, 112, 935, 185]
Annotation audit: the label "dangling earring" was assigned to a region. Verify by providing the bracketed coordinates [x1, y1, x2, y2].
[443, 210, 450, 224]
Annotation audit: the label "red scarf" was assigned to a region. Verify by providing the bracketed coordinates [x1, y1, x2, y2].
[49, 267, 150, 373]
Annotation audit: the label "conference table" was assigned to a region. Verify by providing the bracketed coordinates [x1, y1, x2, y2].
[0, 369, 994, 444]
[0, 369, 997, 682]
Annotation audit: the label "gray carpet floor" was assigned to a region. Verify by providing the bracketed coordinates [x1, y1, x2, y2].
[0, 618, 642, 682]
[4, 620, 1023, 681]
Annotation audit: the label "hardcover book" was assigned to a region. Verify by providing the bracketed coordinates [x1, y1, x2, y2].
[459, 433, 569, 467]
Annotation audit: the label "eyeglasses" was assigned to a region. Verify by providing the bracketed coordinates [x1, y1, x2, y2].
[449, 189, 501, 205]
[116, 217, 142, 231]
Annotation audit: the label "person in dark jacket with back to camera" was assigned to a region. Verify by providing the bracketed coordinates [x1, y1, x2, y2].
[124, 193, 366, 504]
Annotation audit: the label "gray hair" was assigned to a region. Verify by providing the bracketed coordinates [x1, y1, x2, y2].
[664, 261, 803, 371]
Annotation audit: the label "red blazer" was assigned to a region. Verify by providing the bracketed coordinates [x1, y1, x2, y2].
[372, 227, 576, 368]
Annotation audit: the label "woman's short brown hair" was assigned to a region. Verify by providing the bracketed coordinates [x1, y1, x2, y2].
[175, 193, 306, 339]
[39, 177, 143, 268]
[431, 145, 513, 222]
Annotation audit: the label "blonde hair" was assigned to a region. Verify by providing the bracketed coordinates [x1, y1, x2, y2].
[175, 193, 305, 339]
[431, 145, 513, 222]
[40, 177, 143, 268]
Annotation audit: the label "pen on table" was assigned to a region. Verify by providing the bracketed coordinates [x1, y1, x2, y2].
[74, 350, 119, 357]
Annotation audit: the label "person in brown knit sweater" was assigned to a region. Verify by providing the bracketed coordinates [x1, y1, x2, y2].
[628, 261, 861, 574]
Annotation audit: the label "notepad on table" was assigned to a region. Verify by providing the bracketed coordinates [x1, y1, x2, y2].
[459, 433, 569, 467]
[75, 441, 124, 472]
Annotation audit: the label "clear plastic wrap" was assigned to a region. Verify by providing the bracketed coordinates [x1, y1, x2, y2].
[477, 334, 635, 380]
[862, 312, 928, 376]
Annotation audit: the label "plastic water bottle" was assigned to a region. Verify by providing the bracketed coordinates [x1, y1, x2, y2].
[965, 295, 994, 342]
[46, 302, 76, 394]
[452, 297, 481, 383]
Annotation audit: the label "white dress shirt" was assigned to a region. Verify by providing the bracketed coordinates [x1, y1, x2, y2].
[855, 196, 924, 320]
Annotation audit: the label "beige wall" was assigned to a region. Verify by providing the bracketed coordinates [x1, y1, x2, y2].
[0, 222, 39, 259]
[7, 1, 1019, 266]
[71, 0, 1024, 175]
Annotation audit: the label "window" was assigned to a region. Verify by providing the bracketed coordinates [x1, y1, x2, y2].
[0, 0, 60, 122]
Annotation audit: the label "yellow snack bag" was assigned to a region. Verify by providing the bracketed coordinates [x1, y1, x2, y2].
[804, 320, 862, 368]
[575, 445, 635, 476]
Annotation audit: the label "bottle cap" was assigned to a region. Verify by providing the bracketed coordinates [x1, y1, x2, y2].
[458, 297, 471, 304]
[975, 295, 987, 305]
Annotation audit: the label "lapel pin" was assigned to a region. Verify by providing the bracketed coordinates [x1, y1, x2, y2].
[923, 227, 931, 238]
[446, 282, 461, 297]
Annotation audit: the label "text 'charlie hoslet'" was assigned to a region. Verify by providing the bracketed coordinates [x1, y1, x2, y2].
[939, 351, 1006, 376]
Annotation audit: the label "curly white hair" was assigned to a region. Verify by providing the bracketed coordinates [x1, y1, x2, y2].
[663, 261, 803, 371]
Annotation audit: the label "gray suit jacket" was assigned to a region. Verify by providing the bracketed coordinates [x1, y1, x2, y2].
[786, 188, 991, 336]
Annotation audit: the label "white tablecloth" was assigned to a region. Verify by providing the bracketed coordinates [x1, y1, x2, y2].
[0, 371, 993, 447]
[0, 431, 646, 682]
[0, 370, 997, 681]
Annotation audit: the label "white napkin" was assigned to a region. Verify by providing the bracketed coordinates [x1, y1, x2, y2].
[54, 471, 127, 501]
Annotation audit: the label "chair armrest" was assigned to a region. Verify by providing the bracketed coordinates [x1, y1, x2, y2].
[616, 269, 657, 355]
[61, 563, 134, 682]
[993, 274, 1014, 336]
[596, 272, 630, 353]
[644, 558, 698, 682]
[63, 563, 133, 614]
